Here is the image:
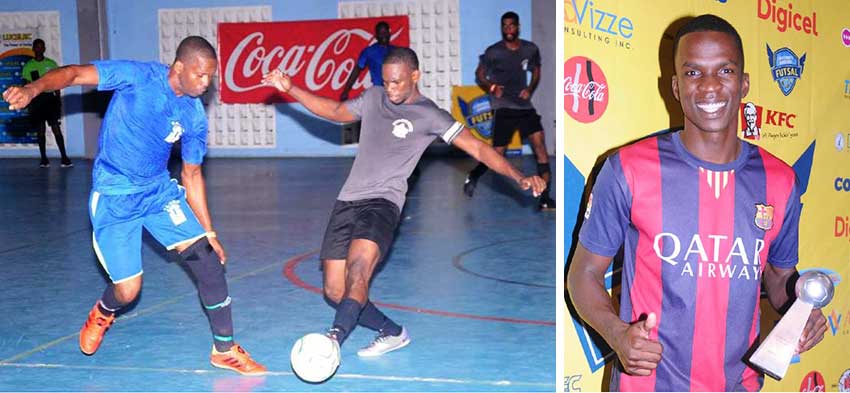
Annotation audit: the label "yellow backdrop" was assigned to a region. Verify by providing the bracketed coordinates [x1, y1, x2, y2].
[451, 85, 523, 152]
[564, 0, 849, 391]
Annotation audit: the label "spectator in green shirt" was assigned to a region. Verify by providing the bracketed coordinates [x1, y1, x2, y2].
[22, 39, 72, 167]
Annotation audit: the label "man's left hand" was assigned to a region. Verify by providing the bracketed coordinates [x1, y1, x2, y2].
[208, 236, 228, 265]
[519, 88, 532, 100]
[518, 175, 546, 197]
[796, 308, 827, 354]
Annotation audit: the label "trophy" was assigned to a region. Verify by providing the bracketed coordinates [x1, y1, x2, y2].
[749, 270, 835, 380]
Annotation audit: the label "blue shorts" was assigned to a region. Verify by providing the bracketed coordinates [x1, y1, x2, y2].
[89, 179, 206, 283]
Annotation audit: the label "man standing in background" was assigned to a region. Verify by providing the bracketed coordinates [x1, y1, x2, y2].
[339, 21, 394, 101]
[462, 11, 553, 211]
[23, 39, 72, 168]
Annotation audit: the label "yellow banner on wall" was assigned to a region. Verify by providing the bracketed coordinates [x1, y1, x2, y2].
[564, 0, 850, 391]
[450, 85, 523, 152]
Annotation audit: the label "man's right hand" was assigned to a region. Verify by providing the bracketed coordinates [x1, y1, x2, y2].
[261, 69, 292, 93]
[490, 84, 504, 98]
[2, 85, 38, 110]
[613, 312, 663, 376]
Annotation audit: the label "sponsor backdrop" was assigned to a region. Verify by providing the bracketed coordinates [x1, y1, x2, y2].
[218, 16, 410, 104]
[564, 0, 849, 391]
[0, 30, 36, 144]
[450, 85, 523, 153]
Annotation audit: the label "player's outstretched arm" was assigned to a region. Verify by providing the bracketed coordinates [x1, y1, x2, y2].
[262, 69, 357, 123]
[3, 64, 98, 110]
[451, 128, 545, 196]
[568, 243, 663, 376]
[339, 65, 363, 101]
[181, 162, 227, 264]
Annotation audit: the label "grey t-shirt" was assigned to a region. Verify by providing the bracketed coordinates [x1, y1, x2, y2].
[338, 86, 464, 210]
[478, 39, 541, 110]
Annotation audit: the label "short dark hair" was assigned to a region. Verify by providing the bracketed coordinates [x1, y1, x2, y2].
[501, 11, 519, 24]
[375, 21, 390, 31]
[673, 14, 744, 69]
[175, 36, 217, 63]
[32, 38, 45, 47]
[384, 47, 419, 70]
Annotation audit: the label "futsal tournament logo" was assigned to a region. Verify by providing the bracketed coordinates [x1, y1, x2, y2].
[457, 94, 494, 140]
[766, 43, 806, 96]
[564, 56, 608, 123]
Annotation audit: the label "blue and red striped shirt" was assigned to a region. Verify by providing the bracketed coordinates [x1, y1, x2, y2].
[579, 131, 801, 392]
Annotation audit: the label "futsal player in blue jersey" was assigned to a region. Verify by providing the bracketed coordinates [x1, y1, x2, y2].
[339, 21, 395, 101]
[567, 15, 827, 391]
[2, 36, 266, 376]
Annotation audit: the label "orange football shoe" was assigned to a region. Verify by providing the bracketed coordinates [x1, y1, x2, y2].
[210, 344, 267, 376]
[79, 303, 115, 355]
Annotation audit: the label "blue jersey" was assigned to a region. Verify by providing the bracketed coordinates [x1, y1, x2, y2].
[92, 61, 208, 195]
[579, 131, 801, 392]
[357, 44, 394, 86]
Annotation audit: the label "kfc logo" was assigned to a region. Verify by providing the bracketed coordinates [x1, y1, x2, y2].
[740, 102, 798, 140]
[741, 102, 761, 140]
[564, 56, 608, 123]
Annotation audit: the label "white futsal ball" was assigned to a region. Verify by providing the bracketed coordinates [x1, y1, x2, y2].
[290, 333, 340, 383]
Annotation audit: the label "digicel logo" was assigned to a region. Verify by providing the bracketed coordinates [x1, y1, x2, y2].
[758, 0, 818, 36]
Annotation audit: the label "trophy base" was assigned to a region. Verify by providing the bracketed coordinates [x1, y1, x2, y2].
[749, 299, 813, 380]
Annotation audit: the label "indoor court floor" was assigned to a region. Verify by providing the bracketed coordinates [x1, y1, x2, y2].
[0, 154, 555, 391]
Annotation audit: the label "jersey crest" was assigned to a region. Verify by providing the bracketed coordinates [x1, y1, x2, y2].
[391, 119, 413, 139]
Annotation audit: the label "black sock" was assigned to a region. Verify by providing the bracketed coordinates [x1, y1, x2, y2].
[181, 238, 234, 353]
[332, 298, 362, 345]
[468, 163, 488, 181]
[98, 284, 123, 316]
[359, 301, 401, 336]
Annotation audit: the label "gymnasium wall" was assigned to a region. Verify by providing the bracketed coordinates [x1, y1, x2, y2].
[0, 0, 536, 158]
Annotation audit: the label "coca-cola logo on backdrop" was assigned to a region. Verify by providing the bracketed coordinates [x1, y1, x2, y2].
[218, 16, 409, 104]
[564, 56, 608, 123]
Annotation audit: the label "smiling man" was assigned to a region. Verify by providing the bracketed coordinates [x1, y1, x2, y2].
[2, 36, 266, 376]
[263, 47, 546, 366]
[567, 14, 826, 391]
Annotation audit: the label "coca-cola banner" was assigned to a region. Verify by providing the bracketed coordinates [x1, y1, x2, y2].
[218, 16, 409, 104]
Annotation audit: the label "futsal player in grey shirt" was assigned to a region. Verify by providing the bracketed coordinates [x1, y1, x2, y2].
[262, 47, 545, 362]
[463, 11, 555, 211]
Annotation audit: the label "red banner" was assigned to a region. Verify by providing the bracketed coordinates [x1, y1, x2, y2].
[218, 16, 409, 104]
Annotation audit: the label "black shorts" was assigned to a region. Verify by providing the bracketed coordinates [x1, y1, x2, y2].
[28, 92, 62, 127]
[319, 198, 401, 262]
[492, 108, 543, 147]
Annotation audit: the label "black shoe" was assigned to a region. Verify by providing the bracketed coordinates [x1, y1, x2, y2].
[538, 195, 556, 211]
[39, 159, 50, 168]
[462, 176, 478, 198]
[60, 158, 73, 168]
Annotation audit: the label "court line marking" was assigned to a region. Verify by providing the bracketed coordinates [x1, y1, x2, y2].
[0, 362, 553, 388]
[283, 251, 555, 326]
[0, 255, 287, 364]
[452, 236, 554, 288]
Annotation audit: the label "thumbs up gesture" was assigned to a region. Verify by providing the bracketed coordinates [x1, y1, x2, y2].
[614, 312, 664, 376]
